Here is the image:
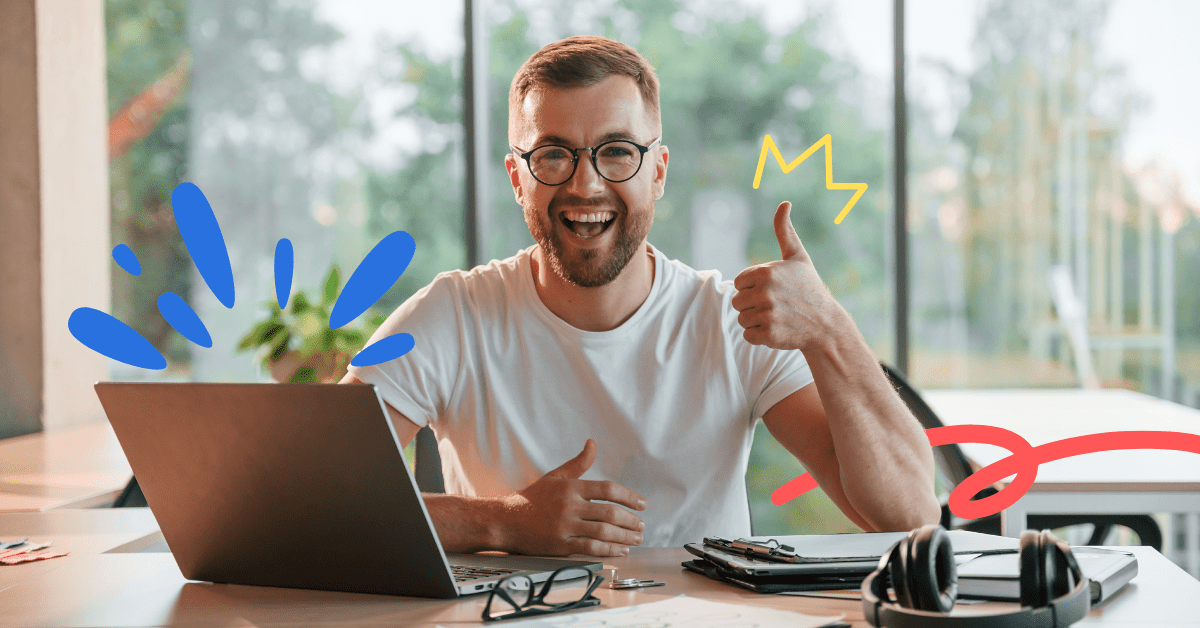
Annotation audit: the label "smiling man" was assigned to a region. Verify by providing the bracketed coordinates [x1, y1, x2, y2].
[342, 35, 939, 555]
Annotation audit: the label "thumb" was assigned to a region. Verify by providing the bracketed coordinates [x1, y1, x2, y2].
[773, 201, 805, 260]
[546, 439, 596, 480]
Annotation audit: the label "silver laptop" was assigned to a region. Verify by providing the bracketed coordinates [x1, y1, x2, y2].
[95, 382, 601, 598]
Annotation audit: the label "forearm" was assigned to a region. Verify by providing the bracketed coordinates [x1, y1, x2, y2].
[802, 308, 940, 531]
[422, 493, 508, 553]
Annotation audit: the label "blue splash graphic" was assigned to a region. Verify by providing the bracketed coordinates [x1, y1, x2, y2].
[112, 244, 141, 276]
[68, 308, 167, 370]
[352, 333, 414, 367]
[274, 238, 293, 309]
[70, 181, 417, 372]
[330, 231, 416, 329]
[157, 292, 213, 348]
[172, 182, 235, 309]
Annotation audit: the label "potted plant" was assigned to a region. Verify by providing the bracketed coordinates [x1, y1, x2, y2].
[236, 265, 386, 383]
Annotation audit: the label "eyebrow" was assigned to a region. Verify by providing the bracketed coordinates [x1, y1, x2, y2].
[531, 130, 639, 148]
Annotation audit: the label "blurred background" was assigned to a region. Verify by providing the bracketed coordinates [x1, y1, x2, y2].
[58, 0, 1200, 539]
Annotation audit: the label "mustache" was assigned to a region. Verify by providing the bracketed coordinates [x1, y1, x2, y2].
[549, 195, 625, 214]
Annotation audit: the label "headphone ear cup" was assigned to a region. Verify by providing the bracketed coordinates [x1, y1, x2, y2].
[905, 524, 957, 612]
[1019, 529, 1051, 607]
[890, 533, 916, 608]
[1047, 533, 1073, 598]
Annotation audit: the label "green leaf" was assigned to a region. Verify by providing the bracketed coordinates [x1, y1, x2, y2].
[236, 319, 275, 351]
[267, 331, 292, 363]
[289, 365, 319, 383]
[291, 292, 312, 315]
[322, 265, 340, 306]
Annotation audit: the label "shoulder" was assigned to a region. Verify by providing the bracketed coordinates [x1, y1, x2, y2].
[650, 245, 737, 312]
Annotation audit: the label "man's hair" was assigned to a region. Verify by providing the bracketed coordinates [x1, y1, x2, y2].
[508, 35, 661, 144]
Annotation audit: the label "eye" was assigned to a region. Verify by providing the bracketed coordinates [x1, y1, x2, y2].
[537, 147, 571, 162]
[598, 144, 635, 158]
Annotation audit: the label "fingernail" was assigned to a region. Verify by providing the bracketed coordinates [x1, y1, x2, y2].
[622, 546, 630, 555]
[639, 521, 645, 531]
[637, 499, 646, 509]
[635, 535, 643, 545]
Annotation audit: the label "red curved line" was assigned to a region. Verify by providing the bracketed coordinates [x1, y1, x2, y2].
[770, 473, 819, 505]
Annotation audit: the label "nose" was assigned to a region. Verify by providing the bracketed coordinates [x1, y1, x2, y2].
[563, 148, 606, 196]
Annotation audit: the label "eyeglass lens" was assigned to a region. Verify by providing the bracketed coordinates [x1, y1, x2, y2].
[528, 142, 643, 185]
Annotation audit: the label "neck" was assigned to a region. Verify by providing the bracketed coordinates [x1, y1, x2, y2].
[530, 243, 655, 332]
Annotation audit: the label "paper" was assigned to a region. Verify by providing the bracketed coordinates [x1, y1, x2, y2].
[447, 595, 843, 627]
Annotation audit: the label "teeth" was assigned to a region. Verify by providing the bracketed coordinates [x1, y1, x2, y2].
[562, 211, 615, 223]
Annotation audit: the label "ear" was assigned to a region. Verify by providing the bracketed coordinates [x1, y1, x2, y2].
[651, 144, 669, 200]
[505, 152, 525, 205]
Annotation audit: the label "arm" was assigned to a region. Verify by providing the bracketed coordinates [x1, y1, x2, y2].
[339, 372, 646, 556]
[733, 202, 940, 532]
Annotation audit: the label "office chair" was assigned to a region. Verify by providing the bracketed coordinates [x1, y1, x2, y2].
[881, 362, 1162, 551]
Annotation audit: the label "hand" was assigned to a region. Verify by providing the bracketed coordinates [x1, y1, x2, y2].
[732, 201, 842, 351]
[498, 439, 647, 557]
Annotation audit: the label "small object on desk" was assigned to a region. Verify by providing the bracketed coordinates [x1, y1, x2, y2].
[0, 538, 28, 550]
[0, 540, 67, 565]
[610, 577, 665, 589]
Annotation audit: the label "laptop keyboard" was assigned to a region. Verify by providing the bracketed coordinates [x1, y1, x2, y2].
[452, 565, 521, 582]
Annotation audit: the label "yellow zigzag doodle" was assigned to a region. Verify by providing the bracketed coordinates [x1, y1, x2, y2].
[751, 134, 868, 224]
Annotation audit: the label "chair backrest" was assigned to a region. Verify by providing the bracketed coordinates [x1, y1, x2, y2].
[879, 363, 977, 488]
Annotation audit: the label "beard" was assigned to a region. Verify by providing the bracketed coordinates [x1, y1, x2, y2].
[524, 193, 653, 288]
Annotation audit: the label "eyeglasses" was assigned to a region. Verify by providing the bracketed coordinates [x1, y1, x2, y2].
[482, 566, 604, 622]
[511, 137, 661, 186]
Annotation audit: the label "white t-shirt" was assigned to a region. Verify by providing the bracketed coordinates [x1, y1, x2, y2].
[349, 243, 815, 547]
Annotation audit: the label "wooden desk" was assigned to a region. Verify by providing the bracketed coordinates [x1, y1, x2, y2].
[924, 389, 1200, 577]
[1, 509, 1197, 627]
[0, 421, 131, 512]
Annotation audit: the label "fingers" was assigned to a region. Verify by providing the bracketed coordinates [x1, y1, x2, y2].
[580, 500, 645, 534]
[546, 439, 596, 480]
[577, 518, 642, 546]
[577, 479, 646, 511]
[569, 538, 630, 557]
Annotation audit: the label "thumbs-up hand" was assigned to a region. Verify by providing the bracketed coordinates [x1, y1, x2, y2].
[733, 201, 841, 352]
[498, 439, 647, 557]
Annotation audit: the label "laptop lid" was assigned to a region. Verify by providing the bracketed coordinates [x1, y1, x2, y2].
[95, 382, 597, 598]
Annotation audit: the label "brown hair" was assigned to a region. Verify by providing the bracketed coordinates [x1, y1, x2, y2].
[508, 35, 661, 143]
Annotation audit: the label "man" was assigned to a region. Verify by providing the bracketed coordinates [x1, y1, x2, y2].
[342, 35, 939, 556]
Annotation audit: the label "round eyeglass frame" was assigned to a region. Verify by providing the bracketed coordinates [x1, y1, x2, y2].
[510, 137, 662, 186]
[481, 566, 604, 622]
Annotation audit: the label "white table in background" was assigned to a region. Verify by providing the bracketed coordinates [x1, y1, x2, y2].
[924, 388, 1200, 578]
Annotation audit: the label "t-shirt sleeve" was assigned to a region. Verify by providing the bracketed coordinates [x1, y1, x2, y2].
[721, 281, 816, 420]
[347, 272, 465, 428]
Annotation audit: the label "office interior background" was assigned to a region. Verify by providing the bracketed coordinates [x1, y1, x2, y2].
[3, 0, 1199, 551]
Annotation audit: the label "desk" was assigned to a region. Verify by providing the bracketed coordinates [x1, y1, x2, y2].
[923, 389, 1200, 577]
[1, 509, 1197, 627]
[0, 421, 131, 512]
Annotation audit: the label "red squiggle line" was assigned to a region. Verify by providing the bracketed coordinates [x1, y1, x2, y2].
[769, 427, 1200, 520]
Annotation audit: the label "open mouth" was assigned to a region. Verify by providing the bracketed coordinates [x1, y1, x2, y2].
[560, 210, 616, 239]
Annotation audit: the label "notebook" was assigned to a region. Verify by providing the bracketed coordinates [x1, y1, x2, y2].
[957, 546, 1137, 605]
[95, 382, 601, 598]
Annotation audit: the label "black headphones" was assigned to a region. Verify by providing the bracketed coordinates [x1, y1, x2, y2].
[861, 524, 1090, 628]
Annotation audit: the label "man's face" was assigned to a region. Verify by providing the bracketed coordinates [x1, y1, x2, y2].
[505, 75, 668, 288]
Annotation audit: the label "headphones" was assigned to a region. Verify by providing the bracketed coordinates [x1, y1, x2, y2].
[861, 524, 1090, 628]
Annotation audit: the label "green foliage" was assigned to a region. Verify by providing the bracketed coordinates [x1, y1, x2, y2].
[235, 265, 385, 378]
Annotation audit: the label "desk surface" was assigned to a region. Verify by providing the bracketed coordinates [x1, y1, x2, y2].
[0, 421, 130, 512]
[1, 509, 1197, 627]
[923, 388, 1200, 487]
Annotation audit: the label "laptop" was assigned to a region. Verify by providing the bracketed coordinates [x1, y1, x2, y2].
[95, 382, 602, 598]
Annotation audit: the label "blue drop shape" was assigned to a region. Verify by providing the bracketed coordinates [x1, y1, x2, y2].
[275, 238, 293, 309]
[351, 333, 415, 367]
[171, 182, 235, 308]
[112, 244, 141, 276]
[156, 292, 213, 348]
[68, 308, 167, 370]
[329, 231, 416, 329]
